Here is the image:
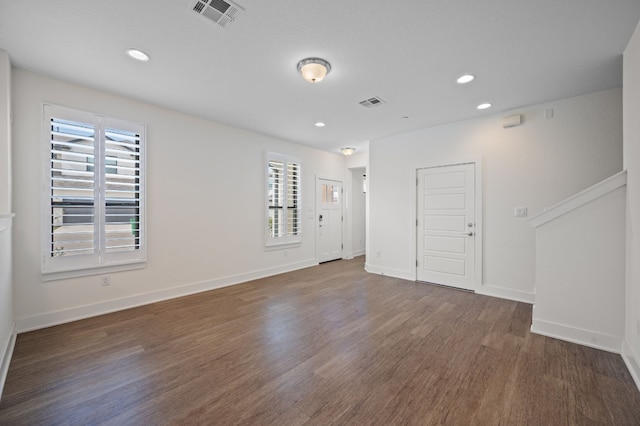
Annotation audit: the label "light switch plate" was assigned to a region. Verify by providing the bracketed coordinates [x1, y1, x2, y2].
[514, 207, 528, 217]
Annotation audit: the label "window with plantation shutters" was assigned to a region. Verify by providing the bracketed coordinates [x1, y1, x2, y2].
[42, 104, 146, 275]
[266, 153, 301, 246]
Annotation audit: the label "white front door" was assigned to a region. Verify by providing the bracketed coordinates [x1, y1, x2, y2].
[317, 179, 342, 263]
[417, 164, 475, 290]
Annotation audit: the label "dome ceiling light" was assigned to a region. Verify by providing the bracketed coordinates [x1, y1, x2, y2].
[297, 57, 331, 83]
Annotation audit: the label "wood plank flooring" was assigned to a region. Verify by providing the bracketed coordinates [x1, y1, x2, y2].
[1, 257, 639, 425]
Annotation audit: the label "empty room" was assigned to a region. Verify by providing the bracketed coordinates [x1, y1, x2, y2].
[2, 0, 640, 424]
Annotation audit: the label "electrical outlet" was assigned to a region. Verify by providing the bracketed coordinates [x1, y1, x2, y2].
[376, 250, 381, 258]
[101, 276, 111, 286]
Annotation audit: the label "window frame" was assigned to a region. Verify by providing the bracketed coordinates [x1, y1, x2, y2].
[265, 152, 302, 247]
[41, 104, 147, 278]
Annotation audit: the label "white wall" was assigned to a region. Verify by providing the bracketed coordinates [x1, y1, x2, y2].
[368, 88, 623, 302]
[530, 174, 626, 352]
[0, 50, 10, 215]
[0, 216, 14, 399]
[11, 69, 345, 331]
[0, 50, 14, 399]
[623, 20, 640, 389]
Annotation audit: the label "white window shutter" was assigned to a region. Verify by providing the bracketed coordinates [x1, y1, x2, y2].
[42, 104, 146, 274]
[266, 153, 301, 246]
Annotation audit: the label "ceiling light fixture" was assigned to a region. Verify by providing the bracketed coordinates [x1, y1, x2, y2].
[126, 48, 150, 62]
[315, 122, 326, 127]
[341, 147, 356, 156]
[477, 103, 492, 110]
[297, 57, 331, 83]
[457, 74, 475, 84]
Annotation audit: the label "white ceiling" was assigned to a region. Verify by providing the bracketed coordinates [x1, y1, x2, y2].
[1, 0, 639, 155]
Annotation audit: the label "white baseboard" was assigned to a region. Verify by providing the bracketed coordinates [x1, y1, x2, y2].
[364, 263, 414, 281]
[344, 250, 365, 260]
[622, 340, 640, 392]
[0, 321, 16, 401]
[531, 318, 622, 354]
[477, 283, 535, 304]
[15, 259, 318, 333]
[363, 268, 536, 305]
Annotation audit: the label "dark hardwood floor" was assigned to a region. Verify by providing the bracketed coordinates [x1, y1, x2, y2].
[1, 257, 639, 425]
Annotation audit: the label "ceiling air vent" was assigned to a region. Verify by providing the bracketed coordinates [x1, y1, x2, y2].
[359, 96, 386, 108]
[191, 0, 244, 28]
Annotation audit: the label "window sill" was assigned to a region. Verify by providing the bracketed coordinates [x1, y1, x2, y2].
[42, 260, 146, 282]
[264, 241, 301, 251]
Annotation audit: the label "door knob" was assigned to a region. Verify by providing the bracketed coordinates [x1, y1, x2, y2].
[467, 231, 473, 236]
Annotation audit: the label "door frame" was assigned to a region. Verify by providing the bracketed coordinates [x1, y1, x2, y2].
[316, 177, 344, 263]
[414, 157, 483, 292]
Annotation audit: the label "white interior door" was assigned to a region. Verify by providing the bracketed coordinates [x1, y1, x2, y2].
[417, 164, 475, 290]
[317, 179, 342, 263]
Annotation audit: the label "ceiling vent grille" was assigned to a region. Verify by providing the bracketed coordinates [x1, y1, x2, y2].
[191, 0, 244, 28]
[359, 96, 386, 108]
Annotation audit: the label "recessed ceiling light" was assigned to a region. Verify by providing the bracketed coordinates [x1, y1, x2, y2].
[477, 103, 492, 110]
[457, 74, 475, 84]
[126, 48, 150, 62]
[315, 122, 326, 127]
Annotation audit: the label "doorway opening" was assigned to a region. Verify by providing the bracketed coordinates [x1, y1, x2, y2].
[350, 167, 366, 258]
